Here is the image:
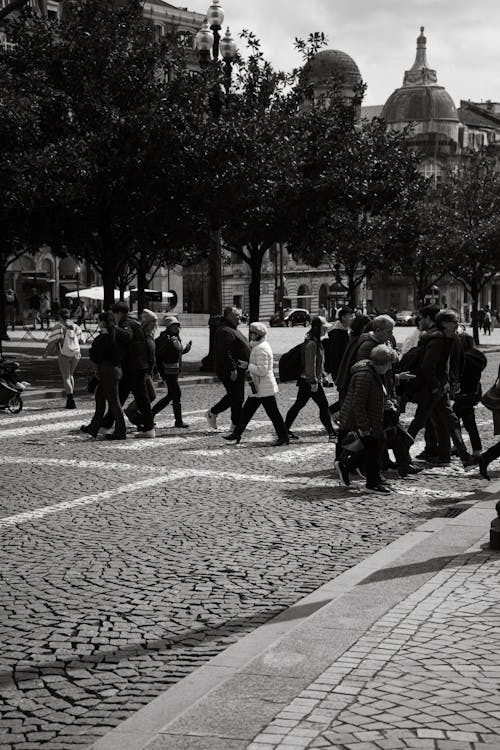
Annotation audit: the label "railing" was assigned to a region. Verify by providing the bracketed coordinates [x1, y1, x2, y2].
[0, 40, 16, 52]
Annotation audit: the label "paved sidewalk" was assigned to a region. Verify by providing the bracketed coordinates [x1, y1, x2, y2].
[89, 493, 500, 750]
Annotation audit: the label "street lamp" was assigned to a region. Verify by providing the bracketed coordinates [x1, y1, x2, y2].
[195, 2, 237, 371]
[74, 263, 81, 301]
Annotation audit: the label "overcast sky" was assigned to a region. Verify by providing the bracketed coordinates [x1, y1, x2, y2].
[196, 0, 500, 106]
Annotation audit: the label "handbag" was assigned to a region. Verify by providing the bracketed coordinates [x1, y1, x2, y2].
[341, 431, 364, 453]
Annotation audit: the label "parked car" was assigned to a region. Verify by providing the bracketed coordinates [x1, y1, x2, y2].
[394, 310, 416, 326]
[269, 308, 311, 327]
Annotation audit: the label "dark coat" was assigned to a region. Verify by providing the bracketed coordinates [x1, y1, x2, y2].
[116, 316, 152, 373]
[156, 332, 185, 377]
[326, 323, 349, 379]
[89, 332, 125, 367]
[339, 360, 386, 438]
[214, 323, 250, 378]
[417, 327, 453, 395]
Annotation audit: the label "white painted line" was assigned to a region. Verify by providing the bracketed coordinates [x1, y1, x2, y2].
[266, 444, 332, 463]
[0, 470, 187, 528]
[0, 408, 94, 426]
[0, 456, 164, 474]
[0, 419, 88, 439]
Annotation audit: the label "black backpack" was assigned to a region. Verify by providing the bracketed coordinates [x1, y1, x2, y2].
[279, 343, 304, 382]
[397, 345, 422, 375]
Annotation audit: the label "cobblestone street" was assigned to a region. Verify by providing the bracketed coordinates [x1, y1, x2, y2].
[1, 354, 500, 749]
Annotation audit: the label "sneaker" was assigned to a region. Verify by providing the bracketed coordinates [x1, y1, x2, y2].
[98, 426, 114, 436]
[366, 484, 391, 494]
[134, 428, 156, 439]
[80, 424, 93, 434]
[398, 463, 423, 477]
[205, 409, 217, 430]
[335, 460, 350, 487]
[288, 431, 299, 441]
[414, 451, 436, 462]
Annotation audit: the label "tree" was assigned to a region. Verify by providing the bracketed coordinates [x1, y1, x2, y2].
[436, 153, 500, 343]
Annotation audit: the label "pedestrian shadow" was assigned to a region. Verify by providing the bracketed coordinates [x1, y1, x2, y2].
[0, 599, 332, 687]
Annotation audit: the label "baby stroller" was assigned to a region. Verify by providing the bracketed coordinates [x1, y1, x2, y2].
[0, 357, 26, 414]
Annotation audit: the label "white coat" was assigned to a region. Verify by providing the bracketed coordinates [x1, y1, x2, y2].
[248, 339, 279, 398]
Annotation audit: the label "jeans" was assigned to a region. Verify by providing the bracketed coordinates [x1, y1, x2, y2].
[152, 374, 182, 417]
[211, 371, 246, 425]
[234, 395, 288, 440]
[88, 364, 126, 437]
[58, 354, 79, 395]
[285, 379, 334, 434]
[102, 370, 154, 431]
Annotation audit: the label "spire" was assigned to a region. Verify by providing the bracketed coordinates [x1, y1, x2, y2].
[403, 26, 438, 87]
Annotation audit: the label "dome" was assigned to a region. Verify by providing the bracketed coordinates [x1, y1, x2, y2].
[382, 86, 458, 125]
[304, 49, 362, 89]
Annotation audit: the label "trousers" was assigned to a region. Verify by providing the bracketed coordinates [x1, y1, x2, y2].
[211, 371, 246, 425]
[102, 370, 154, 431]
[88, 364, 126, 438]
[285, 379, 334, 434]
[234, 395, 288, 439]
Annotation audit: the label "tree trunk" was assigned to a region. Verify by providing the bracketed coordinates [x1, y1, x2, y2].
[101, 259, 116, 309]
[137, 257, 147, 315]
[208, 228, 222, 316]
[470, 282, 480, 345]
[0, 263, 7, 354]
[248, 261, 262, 323]
[347, 273, 357, 309]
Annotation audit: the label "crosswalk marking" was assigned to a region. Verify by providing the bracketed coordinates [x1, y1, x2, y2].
[0, 456, 163, 473]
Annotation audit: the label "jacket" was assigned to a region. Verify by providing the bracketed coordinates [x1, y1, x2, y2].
[89, 332, 126, 367]
[248, 339, 279, 398]
[417, 327, 453, 395]
[214, 323, 250, 378]
[326, 322, 349, 379]
[458, 348, 487, 396]
[116, 316, 152, 373]
[339, 360, 386, 439]
[156, 332, 186, 377]
[301, 338, 326, 385]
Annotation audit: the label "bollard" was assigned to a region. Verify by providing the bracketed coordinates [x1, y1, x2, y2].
[489, 499, 500, 550]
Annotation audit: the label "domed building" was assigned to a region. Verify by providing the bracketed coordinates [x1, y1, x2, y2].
[303, 48, 362, 103]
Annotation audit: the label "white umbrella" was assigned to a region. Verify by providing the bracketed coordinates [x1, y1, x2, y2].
[65, 287, 122, 301]
[128, 289, 174, 299]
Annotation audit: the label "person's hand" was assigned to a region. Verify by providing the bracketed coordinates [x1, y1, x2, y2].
[310, 383, 319, 393]
[230, 369, 238, 382]
[399, 372, 416, 381]
[237, 360, 248, 370]
[184, 341, 192, 353]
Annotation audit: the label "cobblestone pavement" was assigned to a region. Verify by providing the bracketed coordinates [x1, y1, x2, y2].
[1, 354, 500, 750]
[247, 540, 500, 750]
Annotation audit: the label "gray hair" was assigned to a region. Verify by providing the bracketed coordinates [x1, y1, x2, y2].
[372, 314, 394, 331]
[370, 344, 394, 366]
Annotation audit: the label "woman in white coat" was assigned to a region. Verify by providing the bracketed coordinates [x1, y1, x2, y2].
[223, 322, 289, 446]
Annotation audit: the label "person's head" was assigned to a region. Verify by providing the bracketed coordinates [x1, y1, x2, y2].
[435, 309, 458, 338]
[98, 311, 117, 332]
[370, 344, 394, 375]
[309, 316, 328, 341]
[372, 314, 394, 343]
[337, 307, 354, 329]
[163, 314, 180, 334]
[249, 321, 267, 343]
[350, 314, 371, 338]
[419, 304, 440, 330]
[223, 306, 240, 328]
[59, 308, 70, 322]
[141, 308, 157, 328]
[111, 301, 129, 322]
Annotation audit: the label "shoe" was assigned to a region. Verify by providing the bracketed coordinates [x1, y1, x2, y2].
[65, 395, 76, 409]
[478, 456, 490, 480]
[429, 456, 451, 466]
[335, 460, 350, 487]
[461, 455, 478, 469]
[222, 432, 241, 444]
[398, 463, 423, 477]
[174, 422, 189, 429]
[80, 424, 93, 434]
[134, 428, 156, 439]
[274, 438, 289, 446]
[205, 409, 218, 430]
[98, 426, 114, 436]
[288, 431, 299, 440]
[104, 433, 126, 441]
[414, 451, 437, 462]
[366, 484, 391, 494]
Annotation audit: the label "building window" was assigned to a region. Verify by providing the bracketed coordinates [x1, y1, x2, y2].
[422, 161, 442, 185]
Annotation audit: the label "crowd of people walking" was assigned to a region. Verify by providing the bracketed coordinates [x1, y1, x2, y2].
[36, 299, 500, 490]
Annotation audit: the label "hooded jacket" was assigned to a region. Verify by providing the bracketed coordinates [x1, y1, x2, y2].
[417, 327, 453, 395]
[339, 360, 386, 438]
[248, 338, 279, 398]
[326, 321, 349, 379]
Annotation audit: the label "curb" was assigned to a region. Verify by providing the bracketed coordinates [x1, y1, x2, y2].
[87, 484, 500, 750]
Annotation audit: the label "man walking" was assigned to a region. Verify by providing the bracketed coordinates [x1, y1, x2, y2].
[205, 307, 250, 432]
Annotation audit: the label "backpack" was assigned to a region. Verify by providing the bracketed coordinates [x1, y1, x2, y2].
[61, 326, 81, 358]
[397, 345, 422, 375]
[278, 343, 304, 382]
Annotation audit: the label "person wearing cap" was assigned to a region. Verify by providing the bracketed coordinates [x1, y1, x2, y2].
[99, 302, 156, 438]
[206, 306, 251, 432]
[223, 322, 288, 445]
[284, 316, 336, 442]
[151, 315, 192, 427]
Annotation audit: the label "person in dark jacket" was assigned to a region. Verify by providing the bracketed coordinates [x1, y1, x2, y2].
[206, 307, 251, 432]
[100, 302, 156, 438]
[335, 344, 394, 494]
[325, 307, 354, 379]
[452, 334, 486, 458]
[334, 314, 373, 406]
[152, 315, 192, 427]
[81, 312, 127, 439]
[408, 310, 473, 466]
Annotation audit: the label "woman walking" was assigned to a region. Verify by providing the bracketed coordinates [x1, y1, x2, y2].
[45, 308, 82, 409]
[81, 312, 127, 440]
[284, 316, 336, 441]
[152, 315, 192, 428]
[223, 322, 288, 446]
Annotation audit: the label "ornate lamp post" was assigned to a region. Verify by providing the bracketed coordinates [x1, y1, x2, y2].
[195, 2, 237, 371]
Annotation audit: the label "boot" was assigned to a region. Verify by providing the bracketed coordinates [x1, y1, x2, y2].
[65, 394, 76, 409]
[173, 402, 189, 428]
